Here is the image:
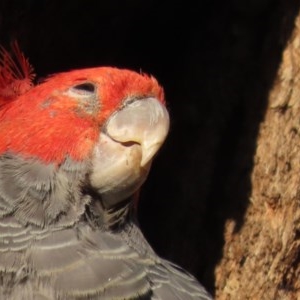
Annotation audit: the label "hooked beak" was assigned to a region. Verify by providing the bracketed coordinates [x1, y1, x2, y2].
[90, 97, 169, 205]
[104, 97, 170, 167]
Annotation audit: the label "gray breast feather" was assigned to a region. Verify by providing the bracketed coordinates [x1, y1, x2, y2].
[0, 218, 212, 299]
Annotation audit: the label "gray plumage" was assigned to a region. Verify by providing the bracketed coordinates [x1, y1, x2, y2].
[0, 153, 212, 299]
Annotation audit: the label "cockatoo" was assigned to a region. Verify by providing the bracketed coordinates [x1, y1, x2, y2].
[0, 42, 212, 300]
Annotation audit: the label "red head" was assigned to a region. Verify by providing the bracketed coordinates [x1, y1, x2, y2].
[0, 44, 165, 164]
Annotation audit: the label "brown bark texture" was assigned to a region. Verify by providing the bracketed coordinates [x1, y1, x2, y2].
[215, 14, 300, 300]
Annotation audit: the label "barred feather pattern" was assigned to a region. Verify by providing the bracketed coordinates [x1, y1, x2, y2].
[0, 153, 212, 300]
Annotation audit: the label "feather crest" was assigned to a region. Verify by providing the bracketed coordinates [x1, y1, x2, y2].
[0, 41, 35, 103]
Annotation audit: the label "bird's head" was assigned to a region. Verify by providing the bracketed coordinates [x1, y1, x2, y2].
[0, 44, 169, 219]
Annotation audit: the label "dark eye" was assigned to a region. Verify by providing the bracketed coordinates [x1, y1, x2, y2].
[73, 83, 95, 93]
[69, 82, 96, 97]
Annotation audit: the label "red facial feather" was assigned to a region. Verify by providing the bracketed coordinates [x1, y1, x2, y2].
[0, 44, 164, 164]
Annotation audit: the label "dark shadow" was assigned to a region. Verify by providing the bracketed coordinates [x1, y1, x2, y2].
[1, 0, 300, 296]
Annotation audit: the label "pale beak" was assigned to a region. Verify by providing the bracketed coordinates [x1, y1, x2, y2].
[90, 97, 169, 205]
[104, 97, 170, 167]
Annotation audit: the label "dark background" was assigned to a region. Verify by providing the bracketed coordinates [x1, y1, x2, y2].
[1, 0, 298, 295]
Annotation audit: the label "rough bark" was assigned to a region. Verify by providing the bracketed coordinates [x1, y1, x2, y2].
[215, 11, 300, 300]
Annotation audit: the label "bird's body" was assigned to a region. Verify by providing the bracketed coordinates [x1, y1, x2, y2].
[0, 204, 210, 300]
[0, 43, 212, 299]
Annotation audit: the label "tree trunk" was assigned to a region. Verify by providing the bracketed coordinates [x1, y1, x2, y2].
[215, 9, 300, 300]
